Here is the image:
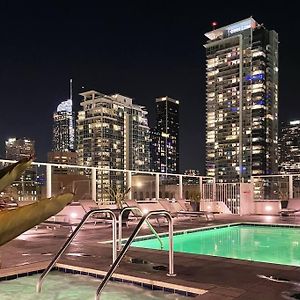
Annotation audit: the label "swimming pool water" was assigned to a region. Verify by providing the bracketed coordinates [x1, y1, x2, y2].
[131, 224, 300, 266]
[0, 272, 187, 299]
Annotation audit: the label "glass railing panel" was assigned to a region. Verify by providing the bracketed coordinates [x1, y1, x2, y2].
[0, 160, 48, 208]
[292, 175, 300, 198]
[97, 169, 126, 206]
[50, 164, 92, 202]
[253, 176, 289, 200]
[159, 174, 179, 200]
[183, 176, 200, 211]
[131, 172, 156, 201]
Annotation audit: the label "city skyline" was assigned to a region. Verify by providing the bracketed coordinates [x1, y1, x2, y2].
[0, 2, 299, 173]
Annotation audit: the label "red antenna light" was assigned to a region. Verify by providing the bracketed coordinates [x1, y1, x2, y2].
[212, 21, 218, 30]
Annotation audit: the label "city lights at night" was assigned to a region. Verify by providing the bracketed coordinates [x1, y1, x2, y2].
[1, 2, 300, 300]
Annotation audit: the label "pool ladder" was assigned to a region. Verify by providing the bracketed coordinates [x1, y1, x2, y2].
[36, 209, 175, 300]
[118, 206, 164, 250]
[36, 209, 118, 293]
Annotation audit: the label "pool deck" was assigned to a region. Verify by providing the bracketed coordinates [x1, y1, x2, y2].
[1, 214, 300, 299]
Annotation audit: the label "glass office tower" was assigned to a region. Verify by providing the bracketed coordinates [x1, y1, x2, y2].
[53, 99, 75, 152]
[151, 96, 179, 174]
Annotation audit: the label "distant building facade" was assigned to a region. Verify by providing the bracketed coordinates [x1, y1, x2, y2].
[184, 169, 201, 176]
[205, 17, 279, 182]
[279, 120, 300, 174]
[48, 151, 78, 165]
[151, 96, 179, 173]
[5, 137, 37, 200]
[5, 137, 35, 160]
[47, 151, 78, 174]
[77, 90, 150, 203]
[150, 128, 160, 172]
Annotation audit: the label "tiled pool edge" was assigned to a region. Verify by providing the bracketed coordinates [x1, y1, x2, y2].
[0, 262, 207, 297]
[0, 261, 49, 279]
[55, 262, 207, 297]
[0, 268, 44, 281]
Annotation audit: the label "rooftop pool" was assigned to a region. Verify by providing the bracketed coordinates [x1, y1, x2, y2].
[131, 224, 300, 266]
[0, 271, 187, 299]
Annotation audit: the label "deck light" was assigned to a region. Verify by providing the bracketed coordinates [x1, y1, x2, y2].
[265, 205, 272, 212]
[70, 212, 78, 219]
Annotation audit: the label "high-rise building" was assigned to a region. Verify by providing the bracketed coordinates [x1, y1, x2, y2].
[150, 128, 160, 172]
[151, 96, 179, 173]
[5, 137, 35, 160]
[77, 91, 150, 202]
[205, 17, 279, 182]
[279, 120, 300, 174]
[52, 80, 75, 152]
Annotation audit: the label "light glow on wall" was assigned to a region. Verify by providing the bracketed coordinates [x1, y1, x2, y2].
[265, 205, 273, 212]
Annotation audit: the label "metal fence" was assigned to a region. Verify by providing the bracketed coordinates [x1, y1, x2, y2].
[201, 181, 240, 214]
[0, 158, 246, 214]
[216, 183, 240, 214]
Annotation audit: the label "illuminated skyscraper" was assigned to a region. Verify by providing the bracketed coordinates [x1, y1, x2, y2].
[77, 91, 150, 202]
[151, 96, 179, 173]
[279, 120, 300, 174]
[205, 17, 279, 182]
[52, 80, 75, 152]
[150, 128, 160, 172]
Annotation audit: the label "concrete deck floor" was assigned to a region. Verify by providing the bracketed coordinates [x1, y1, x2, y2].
[1, 214, 300, 299]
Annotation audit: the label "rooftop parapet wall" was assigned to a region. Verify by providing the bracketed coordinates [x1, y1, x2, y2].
[205, 17, 258, 41]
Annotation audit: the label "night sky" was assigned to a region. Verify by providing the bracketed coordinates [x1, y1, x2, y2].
[0, 2, 298, 173]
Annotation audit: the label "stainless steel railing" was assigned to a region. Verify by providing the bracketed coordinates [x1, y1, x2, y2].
[118, 206, 163, 251]
[36, 209, 117, 293]
[95, 210, 175, 300]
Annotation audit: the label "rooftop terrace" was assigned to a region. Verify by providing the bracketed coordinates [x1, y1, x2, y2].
[2, 214, 300, 299]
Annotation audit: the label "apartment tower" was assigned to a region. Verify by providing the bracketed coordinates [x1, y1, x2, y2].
[205, 17, 279, 182]
[77, 91, 150, 202]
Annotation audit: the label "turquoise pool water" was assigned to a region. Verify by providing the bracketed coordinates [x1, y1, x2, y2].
[132, 224, 300, 266]
[0, 272, 186, 299]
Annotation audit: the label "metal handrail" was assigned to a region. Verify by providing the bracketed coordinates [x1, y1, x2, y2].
[95, 210, 175, 300]
[36, 209, 117, 293]
[118, 206, 163, 250]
